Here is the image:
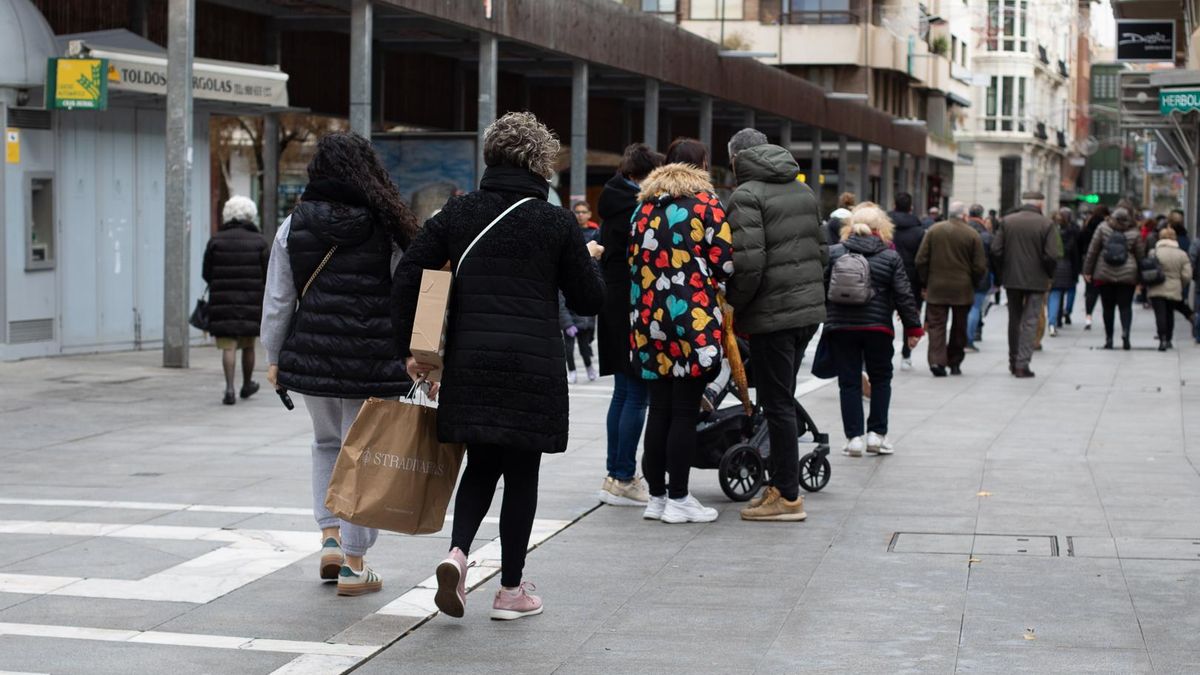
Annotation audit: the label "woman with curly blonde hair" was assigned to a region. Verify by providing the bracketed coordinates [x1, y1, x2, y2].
[393, 112, 605, 621]
[823, 203, 922, 457]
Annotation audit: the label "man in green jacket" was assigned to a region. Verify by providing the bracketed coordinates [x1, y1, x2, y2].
[915, 201, 988, 377]
[725, 128, 828, 523]
[991, 192, 1061, 378]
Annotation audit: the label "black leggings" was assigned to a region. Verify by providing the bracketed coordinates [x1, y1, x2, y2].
[1085, 283, 1100, 315]
[1099, 284, 1135, 340]
[450, 444, 541, 588]
[643, 377, 706, 500]
[1151, 297, 1194, 342]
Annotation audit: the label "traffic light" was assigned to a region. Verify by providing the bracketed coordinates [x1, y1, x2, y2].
[1081, 194, 1100, 204]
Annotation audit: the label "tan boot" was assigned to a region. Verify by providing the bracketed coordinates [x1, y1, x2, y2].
[746, 486, 779, 509]
[740, 490, 807, 522]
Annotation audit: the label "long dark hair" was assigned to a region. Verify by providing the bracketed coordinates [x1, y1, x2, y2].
[665, 137, 708, 170]
[307, 132, 418, 246]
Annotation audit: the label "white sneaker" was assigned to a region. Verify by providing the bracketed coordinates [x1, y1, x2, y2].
[1048, 326, 1058, 337]
[567, 370, 578, 384]
[586, 366, 599, 382]
[842, 436, 865, 457]
[866, 432, 894, 455]
[661, 494, 719, 524]
[901, 358, 913, 371]
[598, 476, 650, 506]
[642, 495, 667, 520]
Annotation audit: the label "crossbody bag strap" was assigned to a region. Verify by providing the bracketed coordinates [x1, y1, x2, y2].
[455, 197, 534, 275]
[301, 246, 338, 299]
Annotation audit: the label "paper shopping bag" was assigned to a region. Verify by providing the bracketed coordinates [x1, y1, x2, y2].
[410, 268, 453, 382]
[325, 397, 465, 535]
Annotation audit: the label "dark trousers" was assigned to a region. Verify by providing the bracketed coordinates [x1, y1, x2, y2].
[830, 331, 894, 439]
[450, 444, 541, 588]
[1084, 282, 1100, 315]
[901, 296, 925, 359]
[1099, 284, 1135, 341]
[1005, 289, 1044, 369]
[1151, 297, 1194, 343]
[749, 325, 818, 501]
[925, 304, 971, 368]
[563, 328, 595, 371]
[643, 377, 706, 499]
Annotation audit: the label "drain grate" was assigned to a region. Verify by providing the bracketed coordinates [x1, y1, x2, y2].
[890, 532, 1059, 557]
[1067, 536, 1200, 560]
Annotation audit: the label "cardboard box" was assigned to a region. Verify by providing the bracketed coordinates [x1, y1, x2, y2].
[410, 268, 452, 382]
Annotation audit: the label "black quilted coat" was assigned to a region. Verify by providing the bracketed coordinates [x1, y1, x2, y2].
[596, 172, 640, 376]
[201, 220, 268, 338]
[393, 166, 606, 454]
[823, 235, 922, 335]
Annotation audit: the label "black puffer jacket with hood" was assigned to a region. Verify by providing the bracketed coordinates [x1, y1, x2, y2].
[890, 210, 926, 292]
[824, 234, 923, 335]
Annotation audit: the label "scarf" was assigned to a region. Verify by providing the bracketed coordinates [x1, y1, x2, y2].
[479, 164, 551, 201]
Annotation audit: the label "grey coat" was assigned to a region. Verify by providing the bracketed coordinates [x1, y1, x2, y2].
[726, 144, 828, 335]
[992, 206, 1061, 291]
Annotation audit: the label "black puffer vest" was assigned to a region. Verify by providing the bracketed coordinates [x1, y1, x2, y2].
[202, 221, 268, 337]
[276, 198, 410, 398]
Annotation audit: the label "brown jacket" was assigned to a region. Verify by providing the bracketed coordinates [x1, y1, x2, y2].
[1146, 239, 1193, 301]
[915, 218, 989, 306]
[992, 206, 1061, 291]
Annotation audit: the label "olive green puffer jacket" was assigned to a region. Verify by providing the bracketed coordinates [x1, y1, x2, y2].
[726, 144, 828, 334]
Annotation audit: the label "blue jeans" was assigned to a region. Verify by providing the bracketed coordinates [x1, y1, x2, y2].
[1047, 287, 1077, 327]
[966, 289, 989, 346]
[606, 373, 648, 481]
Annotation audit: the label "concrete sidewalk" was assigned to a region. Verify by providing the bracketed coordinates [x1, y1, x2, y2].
[0, 299, 1198, 674]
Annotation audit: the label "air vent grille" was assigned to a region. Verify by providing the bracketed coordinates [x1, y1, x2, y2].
[7, 108, 52, 130]
[8, 319, 54, 344]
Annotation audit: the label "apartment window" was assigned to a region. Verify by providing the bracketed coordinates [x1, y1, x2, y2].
[690, 0, 743, 19]
[984, 76, 1027, 133]
[786, 0, 854, 24]
[1092, 73, 1117, 100]
[961, 41, 967, 67]
[642, 0, 677, 12]
[951, 36, 958, 62]
[988, 0, 1028, 52]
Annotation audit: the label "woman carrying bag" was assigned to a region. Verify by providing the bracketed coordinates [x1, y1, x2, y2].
[393, 112, 605, 621]
[261, 132, 417, 597]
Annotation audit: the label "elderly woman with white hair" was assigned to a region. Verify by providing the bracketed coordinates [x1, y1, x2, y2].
[393, 112, 605, 621]
[202, 195, 269, 405]
[823, 204, 924, 457]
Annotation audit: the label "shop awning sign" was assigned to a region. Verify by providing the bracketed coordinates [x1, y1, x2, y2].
[1116, 20, 1175, 62]
[46, 58, 109, 110]
[1159, 88, 1200, 115]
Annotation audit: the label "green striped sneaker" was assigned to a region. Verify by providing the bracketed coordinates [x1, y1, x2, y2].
[319, 537, 343, 581]
[336, 564, 383, 596]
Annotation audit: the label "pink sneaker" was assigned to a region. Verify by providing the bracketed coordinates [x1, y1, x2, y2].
[490, 582, 543, 621]
[435, 547, 468, 618]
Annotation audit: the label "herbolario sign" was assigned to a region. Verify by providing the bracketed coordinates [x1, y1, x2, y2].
[1160, 88, 1200, 115]
[1116, 19, 1176, 63]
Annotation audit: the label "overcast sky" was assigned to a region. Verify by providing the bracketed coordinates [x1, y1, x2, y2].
[1093, 0, 1115, 48]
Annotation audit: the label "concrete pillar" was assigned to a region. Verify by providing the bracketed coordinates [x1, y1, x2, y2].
[263, 22, 281, 65]
[917, 155, 928, 214]
[570, 61, 588, 202]
[0, 100, 7, 342]
[262, 114, 280, 240]
[129, 0, 149, 37]
[809, 128, 822, 193]
[837, 134, 848, 196]
[698, 96, 713, 156]
[349, 0, 372, 138]
[643, 79, 659, 149]
[477, 33, 498, 185]
[880, 146, 891, 210]
[860, 140, 871, 202]
[743, 109, 756, 129]
[163, 0, 195, 368]
[897, 151, 908, 197]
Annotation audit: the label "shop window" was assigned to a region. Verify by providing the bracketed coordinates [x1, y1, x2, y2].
[642, 0, 676, 13]
[26, 176, 54, 271]
[690, 0, 743, 20]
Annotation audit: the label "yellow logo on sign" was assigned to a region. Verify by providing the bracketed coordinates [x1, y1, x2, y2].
[47, 58, 109, 110]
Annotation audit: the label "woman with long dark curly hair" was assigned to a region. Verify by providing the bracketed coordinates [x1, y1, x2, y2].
[261, 131, 417, 597]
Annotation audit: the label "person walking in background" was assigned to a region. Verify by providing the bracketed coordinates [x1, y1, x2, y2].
[825, 191, 856, 245]
[562, 201, 601, 383]
[261, 132, 417, 596]
[965, 204, 993, 352]
[915, 201, 987, 377]
[629, 138, 733, 525]
[824, 205, 923, 457]
[1189, 228, 1200, 342]
[1083, 207, 1145, 351]
[1080, 205, 1109, 330]
[202, 195, 269, 405]
[595, 143, 663, 507]
[1047, 208, 1082, 336]
[394, 112, 605, 621]
[991, 192, 1060, 378]
[723, 128, 827, 523]
[921, 206, 940, 229]
[889, 192, 926, 371]
[1147, 227, 1194, 351]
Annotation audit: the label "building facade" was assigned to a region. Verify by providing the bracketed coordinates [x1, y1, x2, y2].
[955, 0, 1081, 212]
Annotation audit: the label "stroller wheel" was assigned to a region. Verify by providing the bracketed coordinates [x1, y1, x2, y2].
[799, 451, 831, 492]
[719, 444, 765, 502]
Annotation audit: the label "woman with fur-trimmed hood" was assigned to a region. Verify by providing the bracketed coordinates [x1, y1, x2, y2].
[628, 138, 734, 525]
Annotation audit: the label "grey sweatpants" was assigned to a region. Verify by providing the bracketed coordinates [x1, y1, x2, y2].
[306, 395, 378, 557]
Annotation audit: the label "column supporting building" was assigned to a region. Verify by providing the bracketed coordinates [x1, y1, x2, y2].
[698, 96, 713, 155]
[163, 0, 195, 368]
[643, 78, 659, 150]
[349, 0, 372, 138]
[570, 60, 588, 202]
[477, 32, 498, 185]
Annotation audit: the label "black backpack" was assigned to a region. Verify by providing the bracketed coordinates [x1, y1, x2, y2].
[1102, 230, 1129, 266]
[1139, 253, 1165, 286]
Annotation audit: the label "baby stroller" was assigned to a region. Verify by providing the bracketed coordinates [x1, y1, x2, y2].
[693, 338, 831, 502]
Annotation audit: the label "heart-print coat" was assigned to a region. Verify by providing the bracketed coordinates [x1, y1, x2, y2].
[628, 163, 734, 380]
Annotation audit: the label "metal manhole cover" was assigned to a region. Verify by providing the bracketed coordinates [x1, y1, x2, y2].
[1068, 536, 1200, 560]
[890, 533, 1059, 557]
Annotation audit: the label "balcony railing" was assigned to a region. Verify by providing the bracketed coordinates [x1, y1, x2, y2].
[1035, 122, 1049, 140]
[1056, 130, 1067, 148]
[982, 116, 1029, 133]
[1038, 44, 1050, 65]
[1058, 59, 1069, 78]
[759, 1, 864, 25]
